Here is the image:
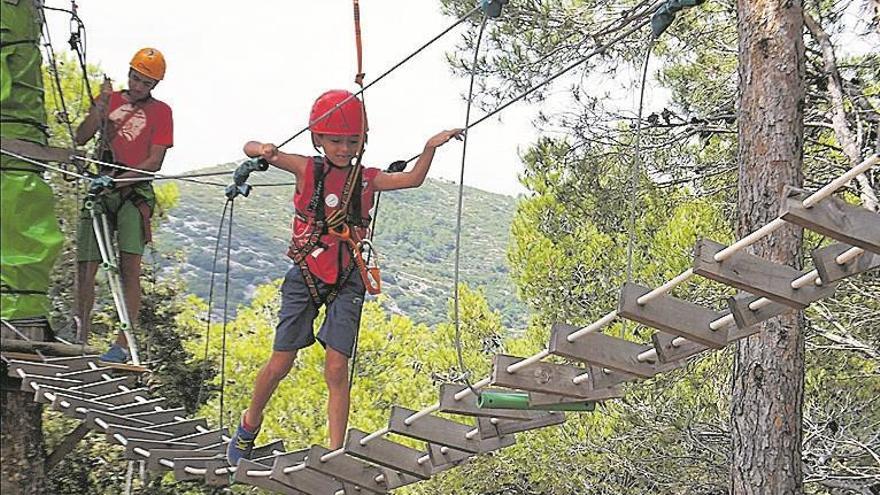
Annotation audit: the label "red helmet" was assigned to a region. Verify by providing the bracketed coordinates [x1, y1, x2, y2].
[309, 90, 368, 135]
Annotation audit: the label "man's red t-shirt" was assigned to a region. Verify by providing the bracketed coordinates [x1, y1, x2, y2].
[106, 91, 173, 167]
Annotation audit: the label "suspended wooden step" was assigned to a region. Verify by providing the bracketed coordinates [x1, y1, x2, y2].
[172, 455, 224, 482]
[617, 282, 729, 348]
[33, 384, 96, 405]
[107, 424, 174, 442]
[345, 428, 433, 480]
[549, 323, 660, 378]
[693, 238, 838, 308]
[650, 333, 707, 364]
[781, 186, 880, 254]
[476, 412, 566, 440]
[727, 292, 791, 333]
[234, 458, 303, 495]
[812, 242, 880, 284]
[491, 354, 618, 400]
[305, 444, 389, 493]
[427, 443, 471, 474]
[388, 406, 515, 454]
[128, 407, 186, 424]
[270, 449, 345, 495]
[68, 375, 137, 394]
[84, 409, 157, 430]
[167, 428, 228, 447]
[439, 383, 546, 420]
[141, 418, 206, 437]
[92, 387, 151, 405]
[203, 457, 232, 486]
[146, 448, 222, 472]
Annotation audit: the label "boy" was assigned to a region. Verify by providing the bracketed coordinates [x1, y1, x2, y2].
[74, 48, 173, 362]
[227, 89, 462, 464]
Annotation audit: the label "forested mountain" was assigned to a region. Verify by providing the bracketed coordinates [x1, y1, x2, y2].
[154, 166, 529, 328]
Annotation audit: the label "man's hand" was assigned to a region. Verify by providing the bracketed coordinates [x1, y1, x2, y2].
[425, 128, 465, 150]
[92, 77, 112, 114]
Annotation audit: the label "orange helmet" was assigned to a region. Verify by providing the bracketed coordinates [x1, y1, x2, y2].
[309, 90, 367, 135]
[129, 48, 166, 81]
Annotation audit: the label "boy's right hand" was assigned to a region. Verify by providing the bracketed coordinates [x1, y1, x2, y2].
[259, 143, 279, 161]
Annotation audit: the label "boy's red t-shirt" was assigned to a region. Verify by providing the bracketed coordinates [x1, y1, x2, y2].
[291, 159, 379, 284]
[106, 91, 173, 167]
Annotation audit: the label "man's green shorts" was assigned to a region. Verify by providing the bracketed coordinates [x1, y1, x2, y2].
[77, 183, 156, 262]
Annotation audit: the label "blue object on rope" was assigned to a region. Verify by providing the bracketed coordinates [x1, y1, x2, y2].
[225, 158, 269, 199]
[650, 0, 705, 38]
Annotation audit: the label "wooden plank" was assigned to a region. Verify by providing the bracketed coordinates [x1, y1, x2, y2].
[650, 332, 708, 363]
[439, 383, 545, 419]
[46, 423, 90, 471]
[812, 242, 880, 284]
[68, 376, 136, 394]
[234, 458, 307, 495]
[693, 238, 837, 308]
[109, 397, 167, 414]
[0, 137, 74, 163]
[107, 424, 174, 442]
[548, 323, 659, 377]
[588, 366, 632, 389]
[427, 443, 471, 474]
[388, 406, 512, 454]
[617, 282, 729, 348]
[270, 449, 346, 495]
[345, 428, 432, 480]
[146, 449, 220, 471]
[32, 385, 96, 404]
[42, 355, 101, 371]
[169, 427, 228, 447]
[204, 458, 232, 486]
[382, 468, 421, 490]
[781, 186, 880, 254]
[122, 439, 199, 459]
[5, 359, 69, 377]
[127, 407, 185, 424]
[727, 292, 791, 336]
[144, 417, 207, 437]
[51, 393, 112, 419]
[93, 388, 150, 405]
[252, 439, 286, 459]
[56, 367, 116, 381]
[305, 445, 389, 493]
[84, 409, 154, 430]
[476, 412, 566, 440]
[490, 354, 599, 398]
[1, 338, 99, 356]
[20, 373, 82, 392]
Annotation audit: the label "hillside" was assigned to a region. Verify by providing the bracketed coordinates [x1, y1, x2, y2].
[154, 163, 529, 328]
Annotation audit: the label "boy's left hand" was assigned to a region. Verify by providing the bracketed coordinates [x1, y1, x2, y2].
[426, 128, 465, 149]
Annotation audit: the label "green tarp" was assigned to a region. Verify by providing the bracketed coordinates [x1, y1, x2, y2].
[1, 0, 63, 319]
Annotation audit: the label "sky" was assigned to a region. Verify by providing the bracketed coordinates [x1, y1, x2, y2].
[44, 1, 546, 196]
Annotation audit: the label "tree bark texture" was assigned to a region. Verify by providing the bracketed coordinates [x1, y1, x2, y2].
[1, 388, 47, 494]
[731, 0, 806, 494]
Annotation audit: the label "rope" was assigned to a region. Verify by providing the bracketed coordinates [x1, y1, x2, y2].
[219, 199, 235, 428]
[38, 8, 77, 149]
[195, 198, 231, 418]
[74, 155, 228, 187]
[623, 37, 655, 336]
[452, 15, 488, 397]
[276, 5, 482, 149]
[402, 10, 657, 165]
[0, 148, 89, 180]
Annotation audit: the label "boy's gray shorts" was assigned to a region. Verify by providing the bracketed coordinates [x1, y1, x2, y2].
[273, 265, 365, 357]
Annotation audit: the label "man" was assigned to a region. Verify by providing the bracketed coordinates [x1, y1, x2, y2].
[74, 47, 173, 362]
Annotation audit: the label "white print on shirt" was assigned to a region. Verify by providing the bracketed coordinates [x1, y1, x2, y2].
[108, 103, 147, 142]
[325, 193, 339, 208]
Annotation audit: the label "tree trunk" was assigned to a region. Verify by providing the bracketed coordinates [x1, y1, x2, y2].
[0, 388, 47, 494]
[731, 1, 806, 494]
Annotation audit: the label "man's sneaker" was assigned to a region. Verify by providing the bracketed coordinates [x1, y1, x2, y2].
[227, 416, 260, 466]
[100, 344, 130, 364]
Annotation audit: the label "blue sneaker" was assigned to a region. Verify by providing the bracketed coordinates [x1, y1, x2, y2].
[100, 344, 130, 363]
[227, 415, 259, 466]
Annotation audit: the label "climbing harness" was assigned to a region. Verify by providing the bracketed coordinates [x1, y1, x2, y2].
[83, 178, 141, 365]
